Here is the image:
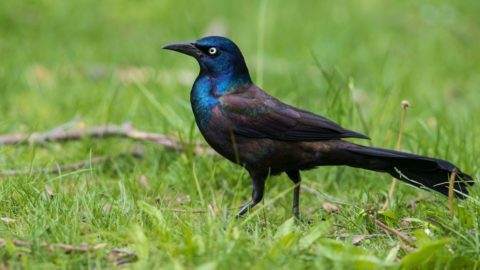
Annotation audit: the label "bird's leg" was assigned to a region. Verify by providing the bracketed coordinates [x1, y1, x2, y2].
[235, 171, 266, 217]
[286, 170, 301, 220]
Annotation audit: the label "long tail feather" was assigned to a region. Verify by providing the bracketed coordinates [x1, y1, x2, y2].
[344, 145, 473, 198]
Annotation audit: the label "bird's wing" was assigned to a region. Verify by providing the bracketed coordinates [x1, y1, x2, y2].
[219, 86, 369, 141]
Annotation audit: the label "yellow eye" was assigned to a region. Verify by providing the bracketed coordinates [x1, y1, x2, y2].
[208, 47, 217, 55]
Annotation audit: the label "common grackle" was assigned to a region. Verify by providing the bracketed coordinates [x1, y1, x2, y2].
[163, 36, 473, 219]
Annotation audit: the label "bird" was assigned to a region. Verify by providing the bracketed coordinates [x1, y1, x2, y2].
[162, 36, 473, 219]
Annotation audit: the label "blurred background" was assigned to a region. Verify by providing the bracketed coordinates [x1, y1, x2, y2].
[0, 0, 479, 268]
[1, 0, 478, 176]
[1, 0, 479, 133]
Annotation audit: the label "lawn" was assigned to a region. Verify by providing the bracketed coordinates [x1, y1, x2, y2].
[0, 0, 479, 269]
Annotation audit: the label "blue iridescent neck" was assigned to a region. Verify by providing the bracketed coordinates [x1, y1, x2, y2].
[199, 62, 252, 95]
[190, 67, 251, 129]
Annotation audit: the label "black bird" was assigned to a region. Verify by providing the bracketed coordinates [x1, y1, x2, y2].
[162, 36, 473, 219]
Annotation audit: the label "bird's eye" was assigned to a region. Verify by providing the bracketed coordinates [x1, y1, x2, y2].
[208, 47, 217, 55]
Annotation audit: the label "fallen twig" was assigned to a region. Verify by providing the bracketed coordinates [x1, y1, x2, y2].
[0, 122, 214, 176]
[159, 207, 237, 214]
[159, 208, 211, 214]
[0, 238, 137, 265]
[0, 123, 213, 155]
[371, 216, 416, 247]
[107, 249, 138, 266]
[0, 238, 106, 252]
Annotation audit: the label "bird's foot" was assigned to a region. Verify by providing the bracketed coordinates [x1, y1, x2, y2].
[293, 210, 313, 224]
[222, 203, 252, 229]
[294, 216, 313, 225]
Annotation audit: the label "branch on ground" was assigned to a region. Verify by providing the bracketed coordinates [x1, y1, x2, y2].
[0, 238, 104, 252]
[0, 238, 137, 265]
[0, 122, 213, 155]
[370, 215, 416, 248]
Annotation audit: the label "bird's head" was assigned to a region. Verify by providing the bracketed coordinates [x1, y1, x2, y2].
[163, 36, 251, 82]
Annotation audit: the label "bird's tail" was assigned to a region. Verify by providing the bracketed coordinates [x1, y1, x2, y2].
[336, 144, 474, 198]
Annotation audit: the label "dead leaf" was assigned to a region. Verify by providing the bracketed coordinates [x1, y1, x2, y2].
[353, 235, 367, 245]
[103, 203, 112, 213]
[138, 175, 150, 191]
[322, 202, 340, 213]
[45, 184, 54, 197]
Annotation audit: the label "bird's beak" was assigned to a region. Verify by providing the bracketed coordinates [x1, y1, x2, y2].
[162, 41, 202, 58]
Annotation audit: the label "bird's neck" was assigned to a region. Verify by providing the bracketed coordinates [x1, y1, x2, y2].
[195, 68, 251, 96]
[190, 70, 251, 129]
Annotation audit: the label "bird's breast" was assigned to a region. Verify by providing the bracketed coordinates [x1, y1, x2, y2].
[191, 79, 220, 130]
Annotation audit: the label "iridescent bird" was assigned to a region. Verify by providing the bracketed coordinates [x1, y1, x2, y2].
[163, 36, 472, 219]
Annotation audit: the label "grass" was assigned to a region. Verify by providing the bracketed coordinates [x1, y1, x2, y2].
[1, 0, 479, 269]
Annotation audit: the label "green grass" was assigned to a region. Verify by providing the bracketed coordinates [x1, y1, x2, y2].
[1, 0, 479, 269]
